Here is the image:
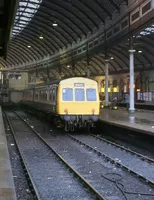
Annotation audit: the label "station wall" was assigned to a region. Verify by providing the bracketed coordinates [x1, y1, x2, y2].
[92, 69, 154, 102]
[9, 72, 28, 90]
[9, 91, 23, 103]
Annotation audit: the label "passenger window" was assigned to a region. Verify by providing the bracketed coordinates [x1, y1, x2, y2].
[40, 91, 43, 100]
[62, 88, 73, 101]
[86, 89, 97, 101]
[53, 88, 56, 102]
[35, 93, 38, 100]
[75, 89, 85, 101]
[45, 91, 47, 100]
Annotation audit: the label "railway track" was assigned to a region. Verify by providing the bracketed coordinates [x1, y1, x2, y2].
[14, 110, 154, 200]
[4, 112, 40, 200]
[89, 133, 154, 163]
[5, 111, 106, 200]
[67, 133, 154, 185]
[3, 113, 37, 200]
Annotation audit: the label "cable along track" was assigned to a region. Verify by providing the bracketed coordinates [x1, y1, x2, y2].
[14, 111, 154, 200]
[6, 111, 106, 200]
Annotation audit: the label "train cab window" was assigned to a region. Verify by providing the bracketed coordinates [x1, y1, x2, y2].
[62, 88, 73, 101]
[75, 89, 85, 101]
[86, 89, 97, 101]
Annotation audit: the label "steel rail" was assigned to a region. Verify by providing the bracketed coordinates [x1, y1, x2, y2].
[14, 111, 107, 200]
[4, 112, 41, 200]
[90, 133, 154, 163]
[66, 133, 154, 188]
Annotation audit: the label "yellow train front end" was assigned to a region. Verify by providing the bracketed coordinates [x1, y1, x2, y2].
[57, 77, 100, 131]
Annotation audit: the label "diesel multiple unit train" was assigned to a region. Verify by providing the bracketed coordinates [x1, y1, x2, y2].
[22, 77, 100, 131]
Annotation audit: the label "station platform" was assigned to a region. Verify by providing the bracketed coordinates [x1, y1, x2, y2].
[99, 108, 154, 136]
[0, 107, 16, 200]
[118, 101, 154, 111]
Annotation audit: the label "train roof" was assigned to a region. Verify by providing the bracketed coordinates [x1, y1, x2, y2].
[23, 77, 97, 91]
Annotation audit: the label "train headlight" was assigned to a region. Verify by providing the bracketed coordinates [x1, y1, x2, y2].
[64, 108, 68, 114]
[92, 108, 95, 114]
[101, 105, 104, 108]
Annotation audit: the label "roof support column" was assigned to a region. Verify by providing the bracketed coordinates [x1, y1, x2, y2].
[105, 59, 109, 107]
[129, 49, 136, 113]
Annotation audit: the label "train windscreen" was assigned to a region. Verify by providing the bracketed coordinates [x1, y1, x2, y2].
[62, 88, 73, 101]
[75, 88, 85, 101]
[86, 89, 97, 101]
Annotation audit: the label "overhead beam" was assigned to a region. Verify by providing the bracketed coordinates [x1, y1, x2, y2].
[3, 0, 19, 58]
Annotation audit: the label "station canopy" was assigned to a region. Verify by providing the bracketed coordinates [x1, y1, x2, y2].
[0, 0, 153, 77]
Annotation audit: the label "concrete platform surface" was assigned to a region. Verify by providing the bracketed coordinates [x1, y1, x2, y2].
[119, 101, 154, 105]
[0, 107, 16, 200]
[99, 108, 154, 136]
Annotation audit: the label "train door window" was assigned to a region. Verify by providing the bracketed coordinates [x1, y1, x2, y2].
[41, 91, 43, 100]
[62, 88, 73, 101]
[40, 91, 43, 100]
[35, 92, 38, 100]
[47, 90, 49, 101]
[49, 89, 52, 101]
[45, 91, 47, 100]
[43, 91, 46, 101]
[39, 91, 41, 100]
[41, 92, 43, 100]
[53, 88, 56, 102]
[86, 89, 97, 101]
[42, 91, 44, 100]
[75, 89, 85, 101]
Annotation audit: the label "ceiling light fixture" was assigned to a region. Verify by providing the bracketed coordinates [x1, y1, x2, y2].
[27, 45, 31, 48]
[110, 57, 114, 60]
[53, 22, 58, 27]
[67, 65, 70, 68]
[138, 50, 142, 53]
[39, 35, 44, 39]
